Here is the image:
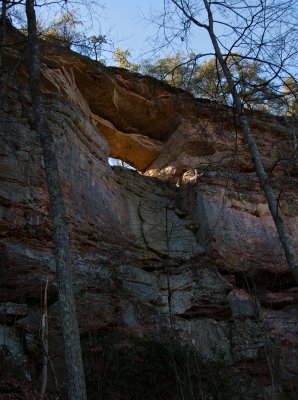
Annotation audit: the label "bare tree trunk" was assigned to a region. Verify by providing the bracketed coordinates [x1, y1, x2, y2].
[0, 0, 7, 111]
[202, 0, 298, 284]
[40, 277, 49, 399]
[25, 1, 87, 398]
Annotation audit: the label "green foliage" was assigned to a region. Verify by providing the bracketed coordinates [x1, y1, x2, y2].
[141, 52, 196, 91]
[137, 52, 296, 114]
[84, 334, 256, 400]
[39, 10, 107, 60]
[113, 48, 140, 72]
[280, 76, 298, 116]
[191, 55, 281, 110]
[86, 34, 107, 61]
[41, 10, 83, 48]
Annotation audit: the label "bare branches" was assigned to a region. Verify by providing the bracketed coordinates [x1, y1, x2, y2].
[160, 0, 298, 284]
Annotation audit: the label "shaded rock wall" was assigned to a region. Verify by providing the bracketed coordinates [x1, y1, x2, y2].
[0, 27, 298, 398]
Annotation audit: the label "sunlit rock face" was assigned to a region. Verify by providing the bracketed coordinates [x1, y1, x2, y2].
[0, 26, 298, 398]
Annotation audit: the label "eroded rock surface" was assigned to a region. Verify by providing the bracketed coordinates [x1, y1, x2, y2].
[0, 26, 297, 398]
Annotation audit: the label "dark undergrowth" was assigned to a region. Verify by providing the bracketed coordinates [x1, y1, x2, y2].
[0, 347, 60, 400]
[83, 334, 258, 400]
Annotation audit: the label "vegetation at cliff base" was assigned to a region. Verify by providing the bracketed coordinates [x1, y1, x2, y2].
[84, 335, 256, 400]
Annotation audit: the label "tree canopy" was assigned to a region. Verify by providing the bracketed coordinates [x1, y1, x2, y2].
[112, 49, 298, 115]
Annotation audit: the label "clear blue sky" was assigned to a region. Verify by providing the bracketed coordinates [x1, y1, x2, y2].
[97, 0, 171, 63]
[35, 0, 217, 65]
[89, 0, 212, 64]
[100, 0, 155, 56]
[36, 1, 166, 63]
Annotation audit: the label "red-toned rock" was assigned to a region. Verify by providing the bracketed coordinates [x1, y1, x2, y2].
[0, 26, 297, 398]
[228, 289, 260, 319]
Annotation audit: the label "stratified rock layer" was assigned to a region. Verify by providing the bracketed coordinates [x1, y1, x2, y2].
[1, 26, 297, 399]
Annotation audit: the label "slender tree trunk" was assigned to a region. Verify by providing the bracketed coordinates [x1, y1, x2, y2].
[25, 1, 87, 398]
[202, 0, 298, 284]
[0, 0, 7, 111]
[40, 277, 49, 398]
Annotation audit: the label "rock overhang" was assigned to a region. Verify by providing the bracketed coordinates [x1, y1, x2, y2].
[41, 53, 296, 177]
[1, 24, 298, 397]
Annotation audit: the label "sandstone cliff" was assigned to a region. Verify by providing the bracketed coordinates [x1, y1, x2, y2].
[0, 26, 298, 399]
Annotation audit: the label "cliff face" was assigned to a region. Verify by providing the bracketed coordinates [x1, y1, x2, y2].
[1, 28, 298, 399]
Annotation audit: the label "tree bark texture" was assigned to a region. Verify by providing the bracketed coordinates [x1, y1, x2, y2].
[0, 0, 7, 111]
[202, 0, 298, 284]
[25, 1, 88, 398]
